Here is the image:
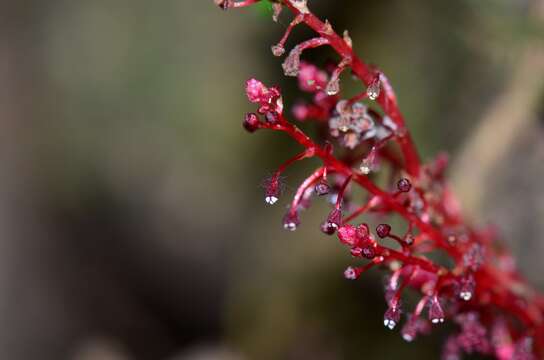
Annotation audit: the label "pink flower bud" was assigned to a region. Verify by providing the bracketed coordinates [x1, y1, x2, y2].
[355, 223, 370, 239]
[376, 224, 391, 238]
[338, 224, 357, 246]
[298, 62, 328, 92]
[245, 78, 267, 103]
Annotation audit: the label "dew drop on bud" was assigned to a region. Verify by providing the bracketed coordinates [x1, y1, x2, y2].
[367, 77, 381, 100]
[401, 315, 418, 342]
[360, 161, 371, 175]
[320, 221, 336, 235]
[384, 306, 401, 330]
[314, 180, 330, 196]
[282, 211, 300, 231]
[271, 44, 285, 57]
[263, 175, 281, 205]
[325, 208, 342, 230]
[429, 297, 445, 324]
[265, 196, 278, 205]
[458, 273, 475, 301]
[397, 178, 412, 192]
[325, 77, 340, 96]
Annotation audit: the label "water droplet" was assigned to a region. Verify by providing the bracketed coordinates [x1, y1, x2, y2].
[459, 291, 472, 301]
[325, 77, 340, 95]
[360, 159, 372, 174]
[367, 78, 381, 100]
[384, 307, 401, 330]
[265, 196, 278, 205]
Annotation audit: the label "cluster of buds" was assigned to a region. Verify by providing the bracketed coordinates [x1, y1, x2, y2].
[216, 1, 544, 359]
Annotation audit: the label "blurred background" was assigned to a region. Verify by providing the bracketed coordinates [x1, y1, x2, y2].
[0, 0, 543, 359]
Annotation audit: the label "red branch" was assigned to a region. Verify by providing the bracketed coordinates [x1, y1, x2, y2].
[219, 1, 544, 358]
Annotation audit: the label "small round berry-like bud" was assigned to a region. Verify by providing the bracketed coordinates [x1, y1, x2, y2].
[361, 243, 376, 259]
[320, 221, 336, 235]
[314, 180, 330, 196]
[337, 224, 357, 246]
[397, 178, 412, 192]
[376, 224, 391, 238]
[429, 297, 445, 324]
[401, 314, 419, 342]
[384, 306, 401, 330]
[282, 211, 300, 231]
[458, 273, 475, 301]
[325, 208, 342, 230]
[243, 112, 260, 133]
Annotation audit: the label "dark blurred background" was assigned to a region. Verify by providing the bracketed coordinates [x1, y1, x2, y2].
[0, 1, 543, 359]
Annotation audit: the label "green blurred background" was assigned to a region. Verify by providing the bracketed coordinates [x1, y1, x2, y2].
[0, 1, 543, 359]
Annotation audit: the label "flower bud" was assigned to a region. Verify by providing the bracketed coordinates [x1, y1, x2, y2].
[376, 224, 391, 238]
[282, 211, 300, 231]
[429, 297, 445, 324]
[263, 175, 281, 205]
[397, 178, 412, 192]
[337, 224, 357, 246]
[314, 180, 330, 196]
[325, 208, 342, 230]
[243, 112, 260, 133]
[384, 306, 401, 330]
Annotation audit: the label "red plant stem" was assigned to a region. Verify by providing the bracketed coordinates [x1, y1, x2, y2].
[343, 196, 377, 223]
[335, 174, 353, 209]
[282, 0, 421, 177]
[289, 167, 326, 213]
[264, 114, 544, 331]
[275, 148, 314, 174]
[230, 0, 260, 8]
[275, 14, 304, 48]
